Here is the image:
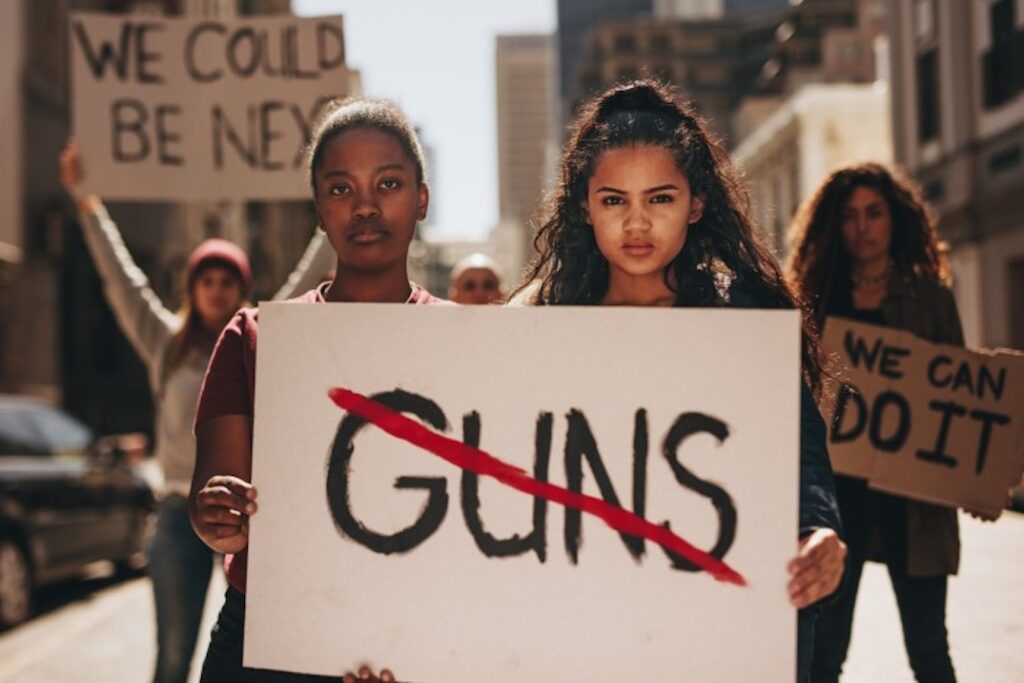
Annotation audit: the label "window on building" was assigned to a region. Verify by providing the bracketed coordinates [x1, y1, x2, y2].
[617, 66, 640, 82]
[838, 42, 860, 64]
[914, 0, 935, 41]
[1010, 258, 1024, 349]
[916, 47, 940, 142]
[983, 0, 1023, 109]
[614, 34, 638, 55]
[989, 144, 1022, 175]
[650, 33, 672, 55]
[923, 178, 945, 203]
[652, 63, 675, 83]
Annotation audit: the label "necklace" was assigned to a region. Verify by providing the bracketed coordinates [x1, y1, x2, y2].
[851, 260, 892, 290]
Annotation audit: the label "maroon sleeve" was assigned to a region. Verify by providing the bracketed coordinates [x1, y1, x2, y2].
[195, 308, 257, 428]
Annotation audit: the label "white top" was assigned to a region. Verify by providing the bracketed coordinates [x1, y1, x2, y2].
[79, 205, 334, 495]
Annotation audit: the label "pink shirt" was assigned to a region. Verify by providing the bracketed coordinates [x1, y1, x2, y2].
[195, 283, 447, 592]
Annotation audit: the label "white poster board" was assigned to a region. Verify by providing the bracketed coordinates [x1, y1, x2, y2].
[69, 12, 350, 200]
[247, 305, 801, 680]
[821, 317, 1024, 517]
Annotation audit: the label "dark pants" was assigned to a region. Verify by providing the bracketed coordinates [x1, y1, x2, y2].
[149, 496, 214, 683]
[797, 608, 817, 683]
[200, 587, 340, 682]
[811, 478, 955, 683]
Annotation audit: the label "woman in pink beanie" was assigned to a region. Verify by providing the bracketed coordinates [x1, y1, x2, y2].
[59, 139, 327, 683]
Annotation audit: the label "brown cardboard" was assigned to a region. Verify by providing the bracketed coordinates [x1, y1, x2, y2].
[821, 318, 1024, 516]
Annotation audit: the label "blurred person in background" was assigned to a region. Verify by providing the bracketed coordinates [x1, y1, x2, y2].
[787, 162, 1001, 683]
[449, 252, 505, 304]
[59, 139, 328, 683]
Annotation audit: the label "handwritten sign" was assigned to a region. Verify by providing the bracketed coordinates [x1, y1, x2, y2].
[69, 12, 351, 200]
[247, 304, 801, 680]
[822, 317, 1024, 516]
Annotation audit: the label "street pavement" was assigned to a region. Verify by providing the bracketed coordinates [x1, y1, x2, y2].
[0, 513, 1021, 682]
[0, 564, 225, 683]
[843, 511, 1024, 682]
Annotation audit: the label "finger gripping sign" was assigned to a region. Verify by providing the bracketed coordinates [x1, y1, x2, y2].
[821, 317, 1024, 516]
[248, 305, 800, 680]
[69, 12, 351, 201]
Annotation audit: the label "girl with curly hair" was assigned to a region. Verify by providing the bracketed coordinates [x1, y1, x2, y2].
[514, 79, 845, 682]
[787, 162, 984, 682]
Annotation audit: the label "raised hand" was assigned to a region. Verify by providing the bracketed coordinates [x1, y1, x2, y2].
[58, 138, 100, 212]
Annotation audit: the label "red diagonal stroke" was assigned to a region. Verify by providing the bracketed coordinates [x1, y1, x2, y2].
[328, 387, 746, 587]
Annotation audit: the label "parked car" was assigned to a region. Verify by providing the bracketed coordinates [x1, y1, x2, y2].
[0, 395, 155, 629]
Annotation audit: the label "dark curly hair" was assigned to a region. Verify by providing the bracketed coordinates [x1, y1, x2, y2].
[514, 79, 822, 392]
[786, 162, 950, 327]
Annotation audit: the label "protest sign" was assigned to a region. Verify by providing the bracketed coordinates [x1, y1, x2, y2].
[245, 304, 801, 680]
[69, 12, 350, 200]
[822, 317, 1024, 516]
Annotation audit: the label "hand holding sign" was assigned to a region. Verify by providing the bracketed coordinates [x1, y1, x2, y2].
[193, 475, 257, 555]
[787, 528, 847, 608]
[341, 666, 395, 683]
[245, 304, 803, 680]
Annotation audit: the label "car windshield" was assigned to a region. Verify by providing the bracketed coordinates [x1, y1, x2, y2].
[0, 398, 93, 456]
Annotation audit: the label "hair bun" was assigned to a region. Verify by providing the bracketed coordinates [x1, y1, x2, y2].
[596, 81, 677, 120]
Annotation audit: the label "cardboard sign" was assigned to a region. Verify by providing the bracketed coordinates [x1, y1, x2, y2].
[822, 317, 1024, 516]
[69, 12, 350, 200]
[247, 304, 802, 680]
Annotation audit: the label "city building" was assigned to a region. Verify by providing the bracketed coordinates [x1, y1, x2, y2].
[495, 33, 556, 279]
[572, 13, 782, 144]
[888, 0, 1024, 349]
[0, 1, 25, 398]
[727, 0, 890, 255]
[557, 0, 653, 128]
[654, 0, 789, 20]
[756, 0, 872, 96]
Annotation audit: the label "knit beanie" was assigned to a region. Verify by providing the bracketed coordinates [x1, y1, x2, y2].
[186, 239, 252, 296]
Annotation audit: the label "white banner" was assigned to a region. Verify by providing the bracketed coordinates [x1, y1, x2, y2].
[247, 305, 801, 680]
[70, 12, 350, 201]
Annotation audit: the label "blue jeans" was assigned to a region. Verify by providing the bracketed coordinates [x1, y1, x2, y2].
[149, 496, 214, 683]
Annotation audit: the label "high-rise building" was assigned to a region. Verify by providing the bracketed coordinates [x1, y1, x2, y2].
[495, 33, 556, 279]
[727, 0, 891, 256]
[654, 0, 788, 20]
[557, 0, 653, 125]
[757, 0, 878, 96]
[888, 0, 1024, 350]
[572, 13, 782, 144]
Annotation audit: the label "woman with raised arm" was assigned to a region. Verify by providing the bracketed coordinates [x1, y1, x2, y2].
[60, 140, 331, 683]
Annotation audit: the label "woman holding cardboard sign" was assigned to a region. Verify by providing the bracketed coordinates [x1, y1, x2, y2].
[512, 79, 846, 683]
[190, 98, 444, 681]
[787, 162, 986, 682]
[59, 139, 334, 683]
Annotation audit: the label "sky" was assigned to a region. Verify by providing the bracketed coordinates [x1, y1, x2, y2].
[293, 0, 557, 242]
